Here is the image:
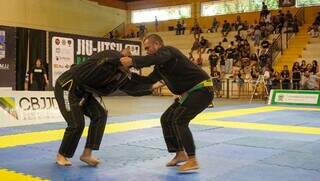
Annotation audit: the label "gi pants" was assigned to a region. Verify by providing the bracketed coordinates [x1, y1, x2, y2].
[54, 80, 107, 158]
[160, 87, 213, 156]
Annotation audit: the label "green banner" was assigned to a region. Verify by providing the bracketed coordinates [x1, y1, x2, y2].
[268, 89, 320, 106]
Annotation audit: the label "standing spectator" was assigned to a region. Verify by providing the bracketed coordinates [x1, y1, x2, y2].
[208, 50, 219, 70]
[261, 2, 268, 18]
[214, 42, 225, 56]
[220, 54, 226, 77]
[311, 60, 319, 74]
[271, 69, 281, 89]
[30, 58, 49, 91]
[300, 60, 307, 73]
[155, 16, 159, 32]
[292, 62, 301, 90]
[190, 19, 201, 39]
[225, 42, 235, 74]
[181, 19, 186, 35]
[281, 65, 291, 89]
[176, 20, 182, 35]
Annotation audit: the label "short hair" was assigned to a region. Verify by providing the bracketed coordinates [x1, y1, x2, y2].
[144, 34, 164, 46]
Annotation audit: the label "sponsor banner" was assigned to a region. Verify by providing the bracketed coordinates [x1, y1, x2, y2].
[0, 91, 64, 127]
[268, 89, 320, 106]
[49, 32, 141, 86]
[0, 26, 16, 89]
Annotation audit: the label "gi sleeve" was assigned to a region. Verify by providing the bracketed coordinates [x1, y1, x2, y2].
[132, 47, 173, 68]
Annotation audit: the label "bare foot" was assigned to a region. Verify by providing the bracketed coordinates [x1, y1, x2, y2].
[80, 155, 100, 166]
[56, 153, 72, 166]
[178, 157, 199, 173]
[166, 151, 188, 167]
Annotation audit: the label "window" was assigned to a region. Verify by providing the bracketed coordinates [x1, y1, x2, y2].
[201, 0, 279, 17]
[296, 0, 320, 7]
[131, 5, 191, 23]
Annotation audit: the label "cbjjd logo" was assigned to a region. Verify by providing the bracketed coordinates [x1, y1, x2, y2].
[0, 97, 18, 119]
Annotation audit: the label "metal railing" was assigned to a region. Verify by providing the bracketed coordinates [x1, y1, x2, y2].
[285, 6, 305, 47]
[267, 33, 282, 65]
[104, 22, 125, 39]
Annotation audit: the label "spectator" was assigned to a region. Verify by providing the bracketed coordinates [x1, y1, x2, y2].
[176, 20, 182, 35]
[30, 58, 49, 91]
[271, 69, 281, 89]
[190, 19, 202, 39]
[155, 16, 159, 32]
[199, 36, 209, 53]
[250, 65, 260, 81]
[306, 63, 313, 73]
[301, 71, 320, 90]
[211, 67, 222, 97]
[221, 20, 231, 37]
[220, 54, 226, 77]
[261, 2, 269, 18]
[210, 17, 219, 33]
[214, 42, 225, 56]
[311, 60, 319, 74]
[281, 65, 291, 89]
[253, 26, 262, 47]
[300, 60, 307, 73]
[181, 19, 186, 35]
[225, 42, 236, 74]
[137, 24, 146, 40]
[208, 50, 219, 70]
[292, 62, 301, 90]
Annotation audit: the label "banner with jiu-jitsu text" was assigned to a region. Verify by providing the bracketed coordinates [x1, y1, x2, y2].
[48, 32, 141, 87]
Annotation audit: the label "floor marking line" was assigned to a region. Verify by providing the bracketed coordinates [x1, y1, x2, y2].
[0, 106, 319, 148]
[0, 168, 49, 181]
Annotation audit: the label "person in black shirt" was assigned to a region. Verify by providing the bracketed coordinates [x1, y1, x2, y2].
[30, 59, 49, 91]
[300, 60, 307, 73]
[311, 60, 319, 75]
[281, 65, 291, 89]
[55, 50, 162, 166]
[292, 62, 301, 90]
[214, 42, 225, 55]
[120, 34, 214, 173]
[209, 50, 219, 70]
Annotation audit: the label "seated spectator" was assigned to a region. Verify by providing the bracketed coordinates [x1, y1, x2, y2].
[281, 65, 291, 89]
[308, 23, 319, 38]
[250, 65, 260, 82]
[253, 26, 262, 47]
[292, 62, 301, 90]
[221, 20, 231, 37]
[209, 17, 219, 33]
[199, 36, 209, 53]
[190, 19, 202, 39]
[285, 10, 293, 23]
[301, 71, 320, 90]
[306, 63, 313, 73]
[249, 53, 258, 66]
